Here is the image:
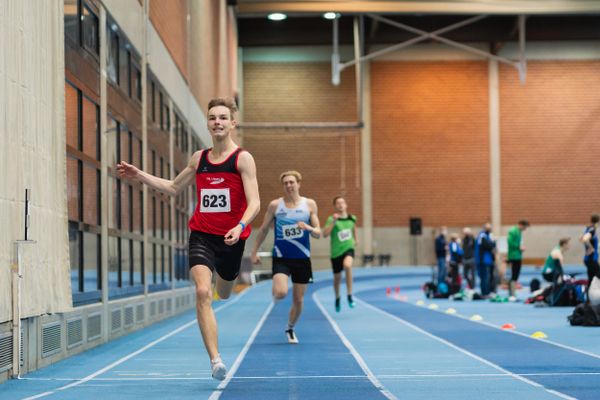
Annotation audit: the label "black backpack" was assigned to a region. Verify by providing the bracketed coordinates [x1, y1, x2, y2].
[568, 303, 600, 326]
[530, 278, 541, 293]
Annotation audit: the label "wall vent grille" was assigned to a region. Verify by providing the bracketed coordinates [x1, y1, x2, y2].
[41, 322, 61, 358]
[87, 313, 102, 342]
[111, 309, 122, 332]
[124, 306, 134, 328]
[0, 333, 12, 372]
[67, 318, 83, 349]
[136, 304, 144, 323]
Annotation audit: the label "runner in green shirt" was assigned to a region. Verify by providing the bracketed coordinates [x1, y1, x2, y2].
[323, 196, 357, 312]
[506, 219, 530, 298]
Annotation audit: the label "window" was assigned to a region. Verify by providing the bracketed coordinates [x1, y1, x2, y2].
[64, 0, 79, 44]
[133, 64, 142, 101]
[164, 104, 171, 131]
[66, 81, 102, 305]
[159, 92, 164, 130]
[107, 123, 145, 298]
[151, 81, 156, 122]
[82, 95, 100, 160]
[174, 114, 180, 148]
[82, 3, 99, 55]
[121, 45, 130, 94]
[107, 25, 119, 84]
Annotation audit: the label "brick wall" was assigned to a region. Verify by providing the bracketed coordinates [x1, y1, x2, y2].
[242, 63, 361, 226]
[242, 59, 600, 236]
[243, 63, 357, 122]
[149, 0, 188, 81]
[244, 132, 362, 226]
[371, 61, 491, 227]
[500, 61, 600, 225]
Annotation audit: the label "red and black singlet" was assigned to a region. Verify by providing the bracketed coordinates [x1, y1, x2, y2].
[188, 147, 250, 240]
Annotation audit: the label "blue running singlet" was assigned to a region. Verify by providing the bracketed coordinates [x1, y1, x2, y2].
[272, 197, 311, 259]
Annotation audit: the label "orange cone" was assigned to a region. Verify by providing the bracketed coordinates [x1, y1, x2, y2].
[501, 323, 516, 330]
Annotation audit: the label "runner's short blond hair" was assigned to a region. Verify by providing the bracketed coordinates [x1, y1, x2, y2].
[279, 170, 302, 183]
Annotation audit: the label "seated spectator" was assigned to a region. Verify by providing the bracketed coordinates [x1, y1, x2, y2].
[542, 238, 570, 285]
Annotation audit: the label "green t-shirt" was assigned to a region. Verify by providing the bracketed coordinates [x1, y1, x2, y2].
[507, 225, 523, 261]
[326, 214, 357, 258]
[542, 246, 560, 275]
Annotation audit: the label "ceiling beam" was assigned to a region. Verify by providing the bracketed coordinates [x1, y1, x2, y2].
[237, 1, 600, 15]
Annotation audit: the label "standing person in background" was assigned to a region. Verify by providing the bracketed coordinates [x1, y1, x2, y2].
[448, 233, 463, 290]
[323, 196, 358, 312]
[581, 214, 600, 302]
[476, 223, 496, 297]
[251, 171, 321, 344]
[462, 228, 476, 289]
[507, 220, 530, 299]
[435, 227, 448, 285]
[117, 98, 260, 381]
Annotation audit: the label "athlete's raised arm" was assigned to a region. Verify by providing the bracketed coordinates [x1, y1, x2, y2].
[117, 151, 200, 196]
[322, 213, 339, 238]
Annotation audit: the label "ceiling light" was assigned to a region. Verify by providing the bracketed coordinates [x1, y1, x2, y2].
[323, 12, 339, 20]
[267, 13, 287, 21]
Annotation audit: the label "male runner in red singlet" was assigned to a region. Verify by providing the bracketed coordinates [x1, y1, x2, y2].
[117, 98, 260, 381]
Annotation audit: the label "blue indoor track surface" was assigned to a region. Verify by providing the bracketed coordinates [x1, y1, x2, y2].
[1, 267, 599, 400]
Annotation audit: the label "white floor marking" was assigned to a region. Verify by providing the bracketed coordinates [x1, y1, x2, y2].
[208, 302, 275, 400]
[313, 292, 398, 400]
[20, 371, 600, 381]
[356, 297, 576, 400]
[21, 288, 252, 400]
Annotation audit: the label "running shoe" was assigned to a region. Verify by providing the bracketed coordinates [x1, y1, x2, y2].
[211, 357, 227, 381]
[335, 297, 341, 312]
[285, 328, 299, 344]
[348, 295, 356, 308]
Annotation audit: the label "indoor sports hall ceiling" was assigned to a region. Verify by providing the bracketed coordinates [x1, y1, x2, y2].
[233, 0, 600, 47]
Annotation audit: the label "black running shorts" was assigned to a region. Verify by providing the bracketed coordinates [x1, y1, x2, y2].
[272, 257, 313, 284]
[331, 249, 355, 274]
[188, 230, 245, 281]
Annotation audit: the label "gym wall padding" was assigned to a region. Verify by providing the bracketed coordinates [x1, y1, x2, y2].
[0, 0, 72, 323]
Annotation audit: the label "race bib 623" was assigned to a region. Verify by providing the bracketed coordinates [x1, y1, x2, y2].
[200, 188, 230, 213]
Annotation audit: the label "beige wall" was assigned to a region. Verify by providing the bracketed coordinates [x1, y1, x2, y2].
[189, 0, 238, 109]
[0, 0, 72, 322]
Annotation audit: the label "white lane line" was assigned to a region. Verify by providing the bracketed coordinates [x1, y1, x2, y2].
[208, 301, 275, 400]
[313, 292, 397, 400]
[356, 297, 576, 400]
[21, 288, 252, 400]
[19, 371, 600, 381]
[392, 296, 600, 361]
[20, 393, 54, 400]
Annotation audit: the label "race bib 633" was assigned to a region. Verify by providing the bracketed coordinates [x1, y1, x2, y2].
[282, 224, 304, 240]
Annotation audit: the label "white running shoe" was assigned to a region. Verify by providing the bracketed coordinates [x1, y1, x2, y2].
[285, 328, 299, 344]
[211, 357, 227, 381]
